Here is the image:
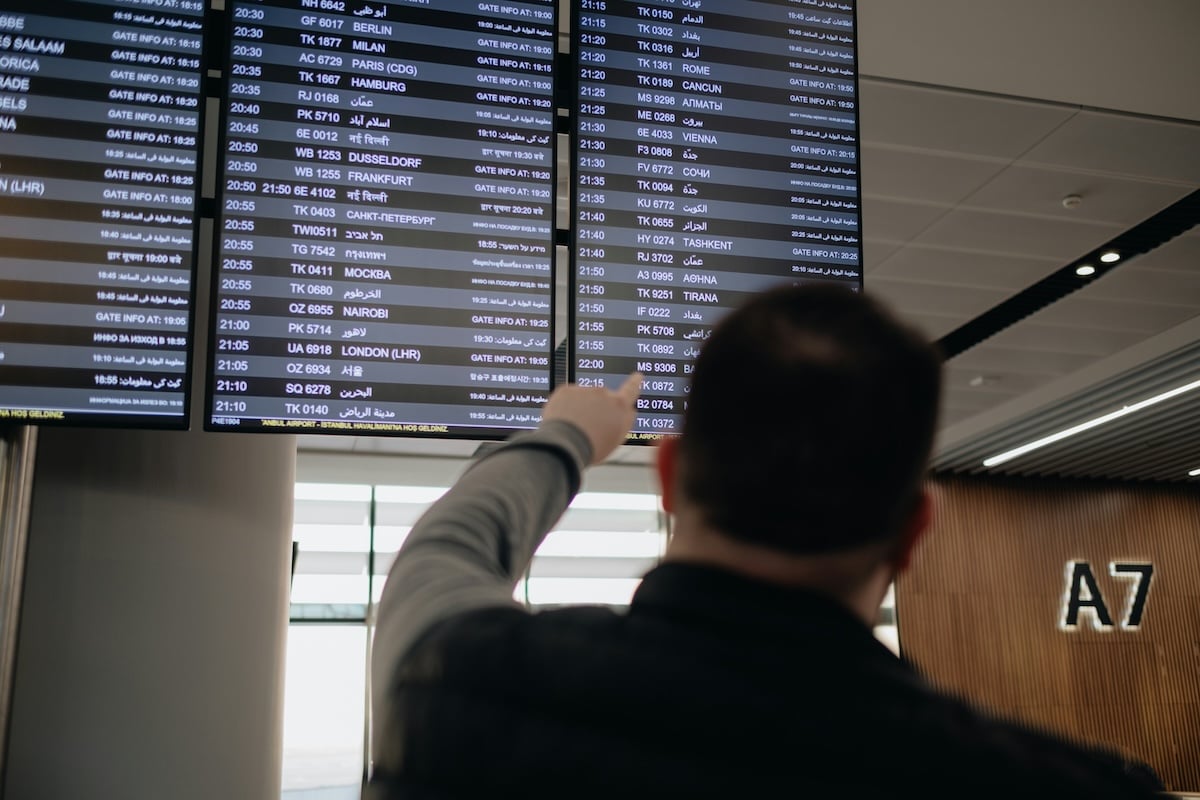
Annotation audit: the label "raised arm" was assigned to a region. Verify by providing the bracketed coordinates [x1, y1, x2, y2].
[370, 374, 642, 749]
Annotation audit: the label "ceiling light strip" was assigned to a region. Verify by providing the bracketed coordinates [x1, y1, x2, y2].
[961, 374, 1193, 468]
[1024, 408, 1200, 478]
[982, 377, 1200, 467]
[934, 340, 1200, 473]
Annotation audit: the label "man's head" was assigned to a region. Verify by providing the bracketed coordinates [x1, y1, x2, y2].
[660, 283, 942, 563]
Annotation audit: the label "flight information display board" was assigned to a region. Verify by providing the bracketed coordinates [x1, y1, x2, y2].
[208, 0, 556, 437]
[0, 0, 204, 426]
[572, 0, 861, 440]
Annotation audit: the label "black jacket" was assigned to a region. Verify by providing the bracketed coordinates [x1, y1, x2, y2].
[368, 562, 1165, 799]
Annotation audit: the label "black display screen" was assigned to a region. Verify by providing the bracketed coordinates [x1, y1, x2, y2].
[571, 0, 861, 440]
[207, 0, 556, 437]
[0, 0, 204, 426]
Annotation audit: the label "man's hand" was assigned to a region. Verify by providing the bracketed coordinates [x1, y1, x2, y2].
[541, 372, 643, 464]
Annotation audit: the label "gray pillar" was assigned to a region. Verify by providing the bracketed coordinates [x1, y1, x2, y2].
[0, 427, 37, 783]
[3, 427, 295, 800]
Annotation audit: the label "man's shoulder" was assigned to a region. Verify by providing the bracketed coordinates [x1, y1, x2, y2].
[867, 681, 1163, 796]
[384, 605, 1161, 798]
[419, 603, 625, 648]
[397, 604, 628, 684]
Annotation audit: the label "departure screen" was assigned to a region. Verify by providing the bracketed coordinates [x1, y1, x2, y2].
[0, 0, 204, 426]
[208, 0, 556, 437]
[571, 0, 861, 440]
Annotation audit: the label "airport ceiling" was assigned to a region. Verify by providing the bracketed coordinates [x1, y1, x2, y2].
[300, 0, 1200, 484]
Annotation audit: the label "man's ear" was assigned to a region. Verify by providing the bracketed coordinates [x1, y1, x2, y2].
[892, 486, 933, 573]
[655, 436, 678, 513]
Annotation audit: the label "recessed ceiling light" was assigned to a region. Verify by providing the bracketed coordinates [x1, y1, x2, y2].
[1075, 264, 1096, 276]
[1100, 250, 1121, 263]
[982, 376, 1200, 467]
[1189, 467, 1200, 477]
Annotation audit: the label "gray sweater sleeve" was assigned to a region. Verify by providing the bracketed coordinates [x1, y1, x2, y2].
[369, 419, 593, 752]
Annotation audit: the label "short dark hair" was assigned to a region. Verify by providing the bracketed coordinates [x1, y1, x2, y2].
[677, 284, 942, 554]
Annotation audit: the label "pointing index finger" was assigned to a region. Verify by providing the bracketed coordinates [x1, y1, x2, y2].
[615, 371, 643, 405]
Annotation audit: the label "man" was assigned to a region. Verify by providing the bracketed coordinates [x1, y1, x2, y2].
[367, 285, 1162, 798]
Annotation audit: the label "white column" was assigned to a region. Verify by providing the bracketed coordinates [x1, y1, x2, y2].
[3, 427, 295, 800]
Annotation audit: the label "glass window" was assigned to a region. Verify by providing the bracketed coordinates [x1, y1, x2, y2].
[281, 625, 367, 800]
[524, 491, 666, 608]
[875, 584, 899, 655]
[291, 484, 371, 621]
[370, 485, 446, 604]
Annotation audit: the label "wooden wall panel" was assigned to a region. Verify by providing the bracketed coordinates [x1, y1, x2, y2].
[897, 476, 1200, 792]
